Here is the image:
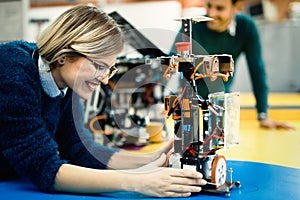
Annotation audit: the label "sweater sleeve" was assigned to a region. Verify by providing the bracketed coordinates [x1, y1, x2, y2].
[55, 91, 119, 169]
[0, 45, 66, 193]
[242, 17, 269, 113]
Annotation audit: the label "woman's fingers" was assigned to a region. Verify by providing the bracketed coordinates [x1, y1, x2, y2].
[151, 153, 167, 167]
[138, 168, 207, 197]
[170, 176, 207, 186]
[167, 184, 202, 193]
[169, 168, 204, 179]
[162, 192, 192, 198]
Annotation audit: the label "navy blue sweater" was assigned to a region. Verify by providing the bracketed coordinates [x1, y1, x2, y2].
[0, 41, 118, 192]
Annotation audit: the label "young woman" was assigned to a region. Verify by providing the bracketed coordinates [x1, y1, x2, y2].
[0, 4, 206, 198]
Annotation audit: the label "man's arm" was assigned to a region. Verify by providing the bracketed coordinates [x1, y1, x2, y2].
[243, 16, 295, 130]
[243, 16, 269, 119]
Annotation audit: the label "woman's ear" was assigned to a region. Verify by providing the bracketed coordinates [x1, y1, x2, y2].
[57, 56, 65, 65]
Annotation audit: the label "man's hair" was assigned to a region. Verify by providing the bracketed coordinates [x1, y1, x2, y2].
[37, 4, 124, 65]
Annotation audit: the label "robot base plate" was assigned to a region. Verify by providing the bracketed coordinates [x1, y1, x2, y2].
[202, 181, 241, 197]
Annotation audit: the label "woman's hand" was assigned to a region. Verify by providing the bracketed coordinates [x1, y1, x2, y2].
[134, 153, 168, 171]
[128, 153, 207, 197]
[127, 153, 207, 197]
[107, 138, 174, 170]
[151, 138, 174, 167]
[130, 167, 207, 197]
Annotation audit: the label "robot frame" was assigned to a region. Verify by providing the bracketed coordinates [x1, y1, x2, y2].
[146, 16, 241, 197]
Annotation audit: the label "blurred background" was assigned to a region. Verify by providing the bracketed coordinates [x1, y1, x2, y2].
[1, 0, 300, 168]
[1, 0, 300, 93]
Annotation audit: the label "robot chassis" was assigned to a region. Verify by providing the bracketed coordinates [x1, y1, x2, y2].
[146, 16, 241, 197]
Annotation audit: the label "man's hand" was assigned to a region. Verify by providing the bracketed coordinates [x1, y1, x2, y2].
[259, 118, 296, 130]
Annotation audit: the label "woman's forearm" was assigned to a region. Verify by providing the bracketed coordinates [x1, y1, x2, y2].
[106, 151, 153, 170]
[54, 164, 138, 194]
[54, 162, 207, 197]
[107, 140, 173, 170]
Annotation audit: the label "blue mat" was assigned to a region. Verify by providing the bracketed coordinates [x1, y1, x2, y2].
[1, 160, 299, 200]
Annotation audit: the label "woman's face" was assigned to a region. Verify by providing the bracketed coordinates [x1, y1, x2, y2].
[52, 54, 117, 99]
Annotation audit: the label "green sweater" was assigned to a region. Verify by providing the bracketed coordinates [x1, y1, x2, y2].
[171, 13, 268, 114]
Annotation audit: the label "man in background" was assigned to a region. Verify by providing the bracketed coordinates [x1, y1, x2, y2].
[172, 0, 294, 129]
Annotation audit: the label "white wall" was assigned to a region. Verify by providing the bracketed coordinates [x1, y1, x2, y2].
[231, 21, 300, 93]
[27, 6, 73, 42]
[103, 1, 181, 53]
[0, 0, 30, 42]
[26, 1, 300, 93]
[27, 0, 182, 50]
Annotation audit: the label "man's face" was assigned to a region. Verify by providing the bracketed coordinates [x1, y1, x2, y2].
[205, 0, 236, 32]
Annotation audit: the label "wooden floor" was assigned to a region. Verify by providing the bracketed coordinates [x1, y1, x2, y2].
[125, 93, 300, 169]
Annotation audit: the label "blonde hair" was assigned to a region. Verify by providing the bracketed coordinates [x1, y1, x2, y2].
[37, 4, 124, 65]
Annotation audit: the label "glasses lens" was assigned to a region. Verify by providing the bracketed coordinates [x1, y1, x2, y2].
[87, 57, 117, 79]
[95, 66, 107, 78]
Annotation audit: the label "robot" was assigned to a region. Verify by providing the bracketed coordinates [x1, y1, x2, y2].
[146, 16, 241, 197]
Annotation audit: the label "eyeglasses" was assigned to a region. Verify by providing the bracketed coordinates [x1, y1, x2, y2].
[86, 57, 118, 80]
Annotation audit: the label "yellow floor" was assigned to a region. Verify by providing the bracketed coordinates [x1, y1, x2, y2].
[239, 92, 300, 108]
[219, 112, 300, 169]
[124, 93, 300, 169]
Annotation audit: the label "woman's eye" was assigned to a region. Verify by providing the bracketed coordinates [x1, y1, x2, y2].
[96, 65, 107, 71]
